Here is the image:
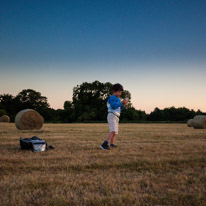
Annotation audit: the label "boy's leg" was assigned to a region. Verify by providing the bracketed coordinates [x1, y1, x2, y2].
[106, 131, 115, 142]
[110, 116, 119, 147]
[111, 134, 116, 144]
[111, 117, 119, 146]
[100, 113, 116, 150]
[100, 131, 115, 150]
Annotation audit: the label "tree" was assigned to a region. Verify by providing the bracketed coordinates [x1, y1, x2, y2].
[147, 106, 198, 122]
[0, 94, 21, 121]
[137, 110, 147, 121]
[64, 101, 73, 111]
[62, 101, 75, 123]
[14, 89, 51, 121]
[0, 109, 7, 116]
[121, 107, 139, 121]
[72, 81, 131, 122]
[148, 107, 164, 121]
[16, 89, 49, 110]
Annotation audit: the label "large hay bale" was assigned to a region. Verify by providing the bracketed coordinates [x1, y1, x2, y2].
[187, 119, 194, 127]
[192, 115, 206, 129]
[15, 109, 44, 130]
[0, 115, 10, 123]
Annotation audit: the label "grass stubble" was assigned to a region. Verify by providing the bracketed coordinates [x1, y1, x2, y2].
[0, 123, 206, 206]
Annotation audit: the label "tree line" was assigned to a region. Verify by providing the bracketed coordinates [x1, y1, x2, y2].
[0, 81, 205, 123]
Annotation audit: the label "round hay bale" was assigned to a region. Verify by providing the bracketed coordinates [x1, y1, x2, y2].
[0, 115, 10, 122]
[193, 115, 206, 120]
[192, 115, 206, 129]
[15, 109, 44, 130]
[187, 119, 194, 127]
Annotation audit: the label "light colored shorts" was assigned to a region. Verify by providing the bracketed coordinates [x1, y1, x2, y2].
[107, 113, 119, 135]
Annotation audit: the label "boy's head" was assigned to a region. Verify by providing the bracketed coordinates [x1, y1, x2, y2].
[112, 83, 123, 97]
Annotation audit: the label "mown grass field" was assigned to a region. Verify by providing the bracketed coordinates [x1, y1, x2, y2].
[0, 123, 206, 206]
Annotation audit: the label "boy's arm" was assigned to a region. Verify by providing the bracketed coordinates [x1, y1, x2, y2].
[120, 99, 128, 110]
[109, 96, 123, 109]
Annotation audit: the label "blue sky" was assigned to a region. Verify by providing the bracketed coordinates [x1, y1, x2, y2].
[0, 0, 206, 113]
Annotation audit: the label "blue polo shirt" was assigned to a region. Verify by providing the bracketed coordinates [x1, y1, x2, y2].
[107, 95, 124, 117]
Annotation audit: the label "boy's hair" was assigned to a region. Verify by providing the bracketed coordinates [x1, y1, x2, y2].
[112, 83, 124, 92]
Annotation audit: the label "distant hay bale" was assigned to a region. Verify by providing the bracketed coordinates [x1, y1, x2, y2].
[192, 115, 206, 129]
[15, 109, 44, 130]
[0, 115, 10, 123]
[193, 115, 206, 121]
[187, 119, 194, 127]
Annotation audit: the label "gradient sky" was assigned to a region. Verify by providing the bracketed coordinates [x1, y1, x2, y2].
[0, 0, 206, 113]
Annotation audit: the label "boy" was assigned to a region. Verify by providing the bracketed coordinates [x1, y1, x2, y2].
[100, 83, 128, 150]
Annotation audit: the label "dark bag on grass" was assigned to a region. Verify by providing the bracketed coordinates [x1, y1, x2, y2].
[20, 136, 47, 152]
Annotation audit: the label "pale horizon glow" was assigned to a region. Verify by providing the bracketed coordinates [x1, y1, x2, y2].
[1, 63, 206, 114]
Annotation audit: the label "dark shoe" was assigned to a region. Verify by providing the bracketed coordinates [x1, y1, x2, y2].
[100, 143, 110, 150]
[48, 145, 54, 150]
[110, 144, 118, 148]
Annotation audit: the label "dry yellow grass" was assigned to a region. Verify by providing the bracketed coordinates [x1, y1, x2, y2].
[0, 123, 206, 206]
